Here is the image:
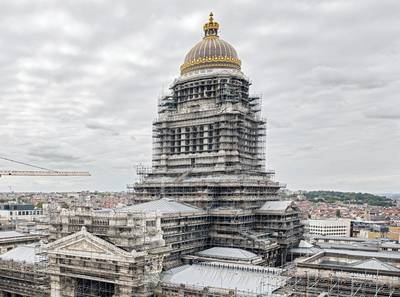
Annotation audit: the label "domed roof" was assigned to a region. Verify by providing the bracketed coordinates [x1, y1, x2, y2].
[180, 13, 241, 75]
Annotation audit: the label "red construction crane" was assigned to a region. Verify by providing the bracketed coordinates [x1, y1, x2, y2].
[0, 156, 90, 177]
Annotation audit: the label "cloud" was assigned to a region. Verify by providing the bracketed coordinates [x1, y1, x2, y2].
[85, 121, 120, 136]
[28, 145, 90, 164]
[301, 66, 386, 90]
[0, 0, 399, 192]
[364, 111, 400, 120]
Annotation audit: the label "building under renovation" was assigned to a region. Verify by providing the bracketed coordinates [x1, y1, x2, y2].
[129, 11, 303, 264]
[0, 13, 307, 297]
[0, 12, 399, 297]
[133, 13, 277, 211]
[44, 13, 302, 296]
[278, 245, 400, 297]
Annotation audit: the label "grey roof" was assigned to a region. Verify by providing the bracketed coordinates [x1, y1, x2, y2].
[0, 244, 41, 264]
[311, 236, 366, 242]
[317, 243, 378, 251]
[259, 201, 292, 212]
[117, 198, 202, 214]
[162, 262, 286, 295]
[324, 249, 400, 260]
[352, 258, 400, 272]
[198, 247, 258, 260]
[298, 240, 314, 248]
[311, 236, 400, 250]
[381, 242, 400, 249]
[290, 247, 322, 256]
[0, 231, 25, 239]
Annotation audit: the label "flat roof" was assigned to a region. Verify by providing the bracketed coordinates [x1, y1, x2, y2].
[0, 231, 26, 239]
[311, 235, 366, 241]
[323, 249, 400, 260]
[162, 262, 286, 295]
[0, 244, 42, 264]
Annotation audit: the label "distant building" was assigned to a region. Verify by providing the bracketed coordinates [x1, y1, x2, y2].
[0, 203, 43, 222]
[359, 226, 400, 241]
[352, 220, 400, 241]
[307, 235, 400, 252]
[305, 218, 351, 237]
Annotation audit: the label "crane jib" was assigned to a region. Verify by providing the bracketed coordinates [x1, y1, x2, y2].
[0, 171, 91, 177]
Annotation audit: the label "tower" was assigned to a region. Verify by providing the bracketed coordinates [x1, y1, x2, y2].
[133, 13, 282, 209]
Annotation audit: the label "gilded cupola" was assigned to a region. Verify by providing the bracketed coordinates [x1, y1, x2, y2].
[180, 13, 242, 75]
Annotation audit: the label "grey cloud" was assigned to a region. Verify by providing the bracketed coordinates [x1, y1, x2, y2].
[28, 145, 92, 165]
[85, 121, 120, 136]
[268, 120, 293, 129]
[0, 0, 399, 192]
[365, 112, 400, 120]
[302, 66, 386, 89]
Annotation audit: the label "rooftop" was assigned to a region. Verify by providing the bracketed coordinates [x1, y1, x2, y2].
[0, 244, 42, 264]
[197, 247, 258, 260]
[0, 231, 26, 239]
[162, 262, 286, 296]
[311, 235, 366, 241]
[258, 200, 293, 213]
[290, 247, 322, 256]
[323, 249, 400, 261]
[298, 240, 314, 248]
[352, 258, 400, 272]
[116, 198, 202, 214]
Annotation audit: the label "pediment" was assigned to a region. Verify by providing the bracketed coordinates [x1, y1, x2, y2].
[62, 238, 111, 255]
[44, 227, 138, 261]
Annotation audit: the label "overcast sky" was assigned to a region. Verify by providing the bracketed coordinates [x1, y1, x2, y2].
[0, 0, 399, 193]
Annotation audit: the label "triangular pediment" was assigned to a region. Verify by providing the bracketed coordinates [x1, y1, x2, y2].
[44, 227, 140, 261]
[62, 238, 111, 254]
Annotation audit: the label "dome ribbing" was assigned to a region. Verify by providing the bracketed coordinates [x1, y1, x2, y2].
[180, 13, 241, 75]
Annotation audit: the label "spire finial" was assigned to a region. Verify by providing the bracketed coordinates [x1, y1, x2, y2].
[203, 12, 219, 38]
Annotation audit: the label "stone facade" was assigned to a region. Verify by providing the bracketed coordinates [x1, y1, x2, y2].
[43, 227, 165, 297]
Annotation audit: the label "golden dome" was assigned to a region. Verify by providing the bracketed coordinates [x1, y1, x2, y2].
[180, 13, 241, 75]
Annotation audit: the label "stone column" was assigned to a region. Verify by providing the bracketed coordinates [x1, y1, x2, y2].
[62, 278, 75, 297]
[50, 275, 61, 297]
[118, 285, 132, 297]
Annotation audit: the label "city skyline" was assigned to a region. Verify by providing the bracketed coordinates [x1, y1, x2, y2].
[1, 0, 399, 193]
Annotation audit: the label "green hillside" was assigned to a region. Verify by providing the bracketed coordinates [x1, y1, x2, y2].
[304, 191, 395, 207]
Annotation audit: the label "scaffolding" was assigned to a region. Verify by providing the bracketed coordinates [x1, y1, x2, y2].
[283, 271, 400, 297]
[149, 71, 269, 185]
[0, 257, 49, 296]
[74, 278, 115, 297]
[276, 256, 400, 297]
